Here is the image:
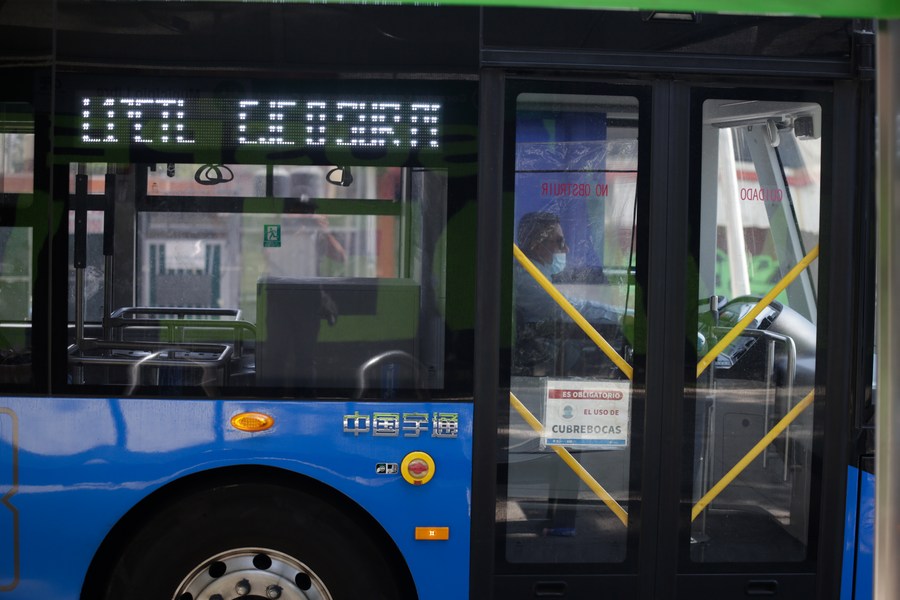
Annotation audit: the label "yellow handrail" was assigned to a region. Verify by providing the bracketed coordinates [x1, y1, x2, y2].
[691, 246, 820, 520]
[696, 244, 819, 378]
[513, 244, 633, 381]
[511, 240, 821, 524]
[691, 389, 814, 521]
[509, 392, 629, 526]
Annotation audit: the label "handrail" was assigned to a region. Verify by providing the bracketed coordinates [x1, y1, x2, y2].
[68, 340, 233, 367]
[690, 246, 819, 520]
[511, 245, 632, 526]
[696, 244, 819, 378]
[512, 242, 820, 524]
[354, 350, 428, 399]
[691, 389, 814, 521]
[67, 340, 234, 390]
[510, 391, 628, 526]
[513, 244, 633, 380]
[105, 307, 256, 358]
[110, 306, 242, 320]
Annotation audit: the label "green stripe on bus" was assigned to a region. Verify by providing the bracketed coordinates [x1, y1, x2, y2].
[183, 0, 900, 19]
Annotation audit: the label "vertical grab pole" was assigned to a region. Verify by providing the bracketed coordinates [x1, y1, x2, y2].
[73, 164, 88, 347]
[875, 18, 900, 600]
[72, 164, 89, 384]
[102, 167, 117, 340]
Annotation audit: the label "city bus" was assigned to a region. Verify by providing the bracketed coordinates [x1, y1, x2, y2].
[0, 1, 896, 598]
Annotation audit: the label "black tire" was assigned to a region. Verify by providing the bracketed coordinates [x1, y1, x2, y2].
[103, 482, 406, 600]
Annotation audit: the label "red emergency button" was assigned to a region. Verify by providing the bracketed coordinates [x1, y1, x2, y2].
[407, 459, 429, 476]
[401, 451, 436, 485]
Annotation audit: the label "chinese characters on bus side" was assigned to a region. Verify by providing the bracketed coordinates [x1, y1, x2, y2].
[79, 96, 442, 150]
[343, 411, 459, 439]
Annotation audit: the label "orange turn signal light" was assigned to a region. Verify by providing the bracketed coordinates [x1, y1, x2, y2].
[415, 527, 450, 541]
[230, 412, 275, 432]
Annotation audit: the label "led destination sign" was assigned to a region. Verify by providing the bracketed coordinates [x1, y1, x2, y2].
[78, 95, 443, 151]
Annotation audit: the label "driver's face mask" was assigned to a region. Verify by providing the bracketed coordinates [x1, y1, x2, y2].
[550, 252, 567, 275]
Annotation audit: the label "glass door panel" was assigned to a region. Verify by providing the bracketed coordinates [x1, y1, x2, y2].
[500, 91, 641, 567]
[689, 98, 821, 564]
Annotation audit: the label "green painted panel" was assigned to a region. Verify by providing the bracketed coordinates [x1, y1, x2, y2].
[181, 0, 900, 19]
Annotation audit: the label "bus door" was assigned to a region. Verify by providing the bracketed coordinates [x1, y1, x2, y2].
[681, 92, 829, 597]
[493, 82, 649, 597]
[485, 78, 847, 599]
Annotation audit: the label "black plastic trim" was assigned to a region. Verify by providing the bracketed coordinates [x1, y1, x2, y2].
[469, 68, 504, 600]
[481, 49, 853, 79]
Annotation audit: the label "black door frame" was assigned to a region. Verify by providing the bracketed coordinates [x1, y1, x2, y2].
[470, 68, 864, 600]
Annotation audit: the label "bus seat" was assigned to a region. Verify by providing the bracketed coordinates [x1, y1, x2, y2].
[256, 277, 421, 391]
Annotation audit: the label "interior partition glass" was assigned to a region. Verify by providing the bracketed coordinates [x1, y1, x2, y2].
[501, 92, 640, 565]
[689, 98, 821, 564]
[0, 103, 34, 386]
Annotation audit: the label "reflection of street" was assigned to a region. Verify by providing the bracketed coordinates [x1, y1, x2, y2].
[500, 497, 628, 564]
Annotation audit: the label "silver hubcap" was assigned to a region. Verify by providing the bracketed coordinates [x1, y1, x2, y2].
[172, 548, 333, 600]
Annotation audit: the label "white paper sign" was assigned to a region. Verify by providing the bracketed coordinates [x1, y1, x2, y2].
[542, 379, 630, 448]
[164, 240, 206, 270]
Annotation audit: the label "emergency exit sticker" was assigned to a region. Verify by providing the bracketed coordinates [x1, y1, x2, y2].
[542, 379, 630, 448]
[263, 224, 281, 248]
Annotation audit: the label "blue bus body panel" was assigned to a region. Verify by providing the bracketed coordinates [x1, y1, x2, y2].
[0, 397, 473, 599]
[856, 468, 875, 600]
[841, 465, 860, 600]
[841, 465, 875, 600]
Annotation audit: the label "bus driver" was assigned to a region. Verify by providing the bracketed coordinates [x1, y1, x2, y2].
[514, 211, 623, 377]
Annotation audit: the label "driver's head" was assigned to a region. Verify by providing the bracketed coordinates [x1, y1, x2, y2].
[517, 212, 568, 266]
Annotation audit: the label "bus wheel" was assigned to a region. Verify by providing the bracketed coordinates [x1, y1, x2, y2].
[173, 548, 332, 600]
[103, 483, 405, 600]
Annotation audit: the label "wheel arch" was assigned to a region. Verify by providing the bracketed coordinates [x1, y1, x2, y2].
[80, 463, 418, 599]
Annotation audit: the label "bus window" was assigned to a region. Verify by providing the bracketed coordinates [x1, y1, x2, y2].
[0, 225, 32, 384]
[141, 164, 406, 293]
[0, 103, 34, 386]
[698, 100, 820, 316]
[0, 111, 32, 194]
[66, 160, 453, 397]
[691, 99, 821, 563]
[503, 92, 639, 563]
